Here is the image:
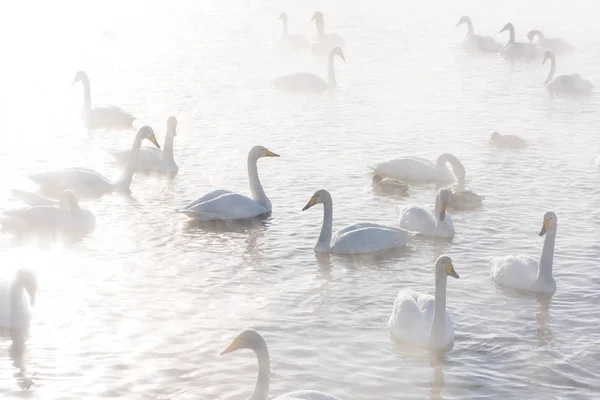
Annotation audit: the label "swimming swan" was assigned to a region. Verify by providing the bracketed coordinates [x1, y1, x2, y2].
[542, 51, 593, 95]
[302, 189, 413, 254]
[72, 71, 135, 130]
[277, 13, 309, 52]
[274, 47, 345, 93]
[372, 175, 409, 196]
[499, 23, 545, 61]
[448, 190, 484, 210]
[527, 30, 574, 54]
[111, 116, 179, 176]
[0, 269, 37, 335]
[455, 15, 502, 53]
[489, 132, 527, 149]
[310, 11, 345, 56]
[399, 188, 455, 238]
[178, 146, 279, 221]
[491, 211, 557, 293]
[221, 329, 344, 400]
[28, 126, 160, 198]
[388, 255, 459, 350]
[371, 153, 465, 184]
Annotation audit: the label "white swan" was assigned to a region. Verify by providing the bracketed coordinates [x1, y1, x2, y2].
[28, 126, 160, 198]
[302, 189, 412, 254]
[277, 13, 309, 52]
[372, 175, 409, 196]
[449, 190, 484, 210]
[0, 269, 37, 335]
[274, 47, 345, 93]
[499, 23, 545, 61]
[491, 211, 557, 293]
[399, 188, 455, 238]
[178, 146, 279, 221]
[527, 30, 574, 54]
[388, 255, 459, 350]
[456, 15, 502, 53]
[221, 329, 344, 400]
[542, 51, 593, 95]
[111, 116, 179, 176]
[489, 132, 527, 149]
[309, 11, 345, 56]
[371, 153, 465, 184]
[72, 71, 135, 130]
[12, 189, 56, 207]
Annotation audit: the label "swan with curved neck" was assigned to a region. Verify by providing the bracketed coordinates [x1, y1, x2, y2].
[388, 255, 459, 350]
[29, 127, 160, 198]
[499, 23, 545, 61]
[542, 51, 593, 95]
[310, 11, 345, 55]
[399, 188, 455, 238]
[455, 15, 502, 53]
[221, 329, 343, 400]
[527, 30, 574, 54]
[371, 153, 465, 184]
[491, 211, 557, 293]
[178, 146, 279, 221]
[0, 269, 37, 337]
[72, 71, 135, 130]
[302, 189, 412, 254]
[277, 12, 309, 52]
[273, 47, 345, 93]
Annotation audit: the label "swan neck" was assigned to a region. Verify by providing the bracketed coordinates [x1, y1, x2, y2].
[546, 55, 556, 84]
[538, 227, 556, 282]
[317, 197, 334, 250]
[116, 133, 144, 191]
[429, 274, 448, 346]
[509, 27, 515, 44]
[466, 20, 474, 36]
[81, 78, 91, 112]
[248, 155, 270, 211]
[316, 19, 325, 37]
[163, 130, 175, 163]
[327, 53, 337, 88]
[434, 194, 441, 221]
[281, 18, 288, 36]
[436, 153, 460, 180]
[251, 346, 270, 400]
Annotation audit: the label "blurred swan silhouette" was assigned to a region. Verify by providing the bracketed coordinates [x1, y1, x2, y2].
[527, 30, 574, 54]
[455, 16, 502, 53]
[542, 51, 593, 95]
[309, 11, 345, 56]
[499, 23, 545, 61]
[277, 13, 309, 52]
[274, 47, 345, 93]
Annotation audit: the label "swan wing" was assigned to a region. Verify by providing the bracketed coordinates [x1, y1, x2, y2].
[330, 223, 412, 254]
[12, 189, 56, 207]
[490, 255, 538, 290]
[371, 157, 438, 182]
[399, 205, 436, 233]
[178, 192, 267, 221]
[388, 289, 434, 347]
[29, 168, 112, 198]
[88, 106, 134, 129]
[112, 147, 164, 170]
[3, 206, 71, 231]
[473, 35, 502, 52]
[274, 73, 328, 93]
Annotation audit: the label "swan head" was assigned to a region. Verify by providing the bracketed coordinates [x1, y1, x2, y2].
[542, 51, 555, 65]
[137, 126, 160, 149]
[58, 190, 80, 211]
[435, 255, 459, 279]
[167, 116, 178, 137]
[489, 131, 503, 143]
[302, 189, 331, 211]
[437, 188, 452, 221]
[329, 46, 346, 62]
[250, 145, 280, 161]
[499, 23, 514, 34]
[527, 30, 544, 42]
[372, 175, 383, 185]
[221, 329, 267, 354]
[455, 15, 471, 27]
[278, 12, 287, 21]
[311, 11, 324, 22]
[15, 269, 37, 306]
[539, 211, 557, 236]
[72, 70, 89, 85]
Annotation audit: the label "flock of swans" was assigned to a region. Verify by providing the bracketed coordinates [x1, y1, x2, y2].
[0, 11, 586, 400]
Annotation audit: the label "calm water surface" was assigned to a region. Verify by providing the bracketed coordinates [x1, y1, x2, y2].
[1, 0, 600, 398]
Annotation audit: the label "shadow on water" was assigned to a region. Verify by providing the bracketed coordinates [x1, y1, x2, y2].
[1, 331, 34, 390]
[181, 213, 271, 235]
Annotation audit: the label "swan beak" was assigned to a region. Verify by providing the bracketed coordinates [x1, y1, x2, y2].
[220, 337, 240, 355]
[446, 263, 459, 279]
[302, 195, 318, 211]
[264, 149, 280, 157]
[439, 205, 447, 221]
[539, 219, 550, 236]
[148, 134, 161, 149]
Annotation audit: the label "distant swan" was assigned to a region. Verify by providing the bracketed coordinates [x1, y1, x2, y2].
[499, 23, 545, 61]
[72, 71, 135, 130]
[310, 11, 345, 56]
[274, 47, 345, 93]
[221, 329, 343, 400]
[0, 269, 37, 336]
[527, 30, 574, 54]
[456, 15, 502, 53]
[388, 255, 459, 350]
[177, 146, 279, 221]
[372, 175, 409, 196]
[371, 153, 465, 184]
[489, 131, 527, 149]
[302, 189, 413, 254]
[28, 126, 160, 198]
[277, 13, 309, 52]
[399, 188, 455, 238]
[542, 51, 593, 95]
[491, 211, 557, 293]
[449, 190, 484, 211]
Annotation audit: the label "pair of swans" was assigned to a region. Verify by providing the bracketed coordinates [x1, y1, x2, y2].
[111, 116, 179, 176]
[309, 11, 345, 56]
[455, 16, 502, 53]
[489, 132, 527, 149]
[499, 23, 546, 61]
[274, 46, 345, 93]
[28, 126, 160, 199]
[221, 329, 343, 400]
[527, 30, 574, 54]
[277, 13, 309, 52]
[0, 269, 37, 337]
[178, 146, 279, 220]
[542, 51, 593, 95]
[72, 71, 135, 131]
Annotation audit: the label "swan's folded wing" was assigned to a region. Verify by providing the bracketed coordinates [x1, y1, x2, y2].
[490, 255, 538, 290]
[331, 223, 412, 253]
[371, 157, 438, 182]
[3, 207, 69, 231]
[12, 189, 56, 207]
[388, 289, 434, 346]
[274, 73, 327, 93]
[180, 190, 233, 210]
[399, 205, 436, 232]
[178, 192, 267, 220]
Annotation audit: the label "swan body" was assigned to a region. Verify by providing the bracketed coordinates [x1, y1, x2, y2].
[456, 16, 502, 53]
[543, 51, 593, 95]
[12, 189, 56, 207]
[72, 71, 135, 130]
[499, 23, 546, 61]
[489, 132, 527, 149]
[491, 211, 557, 293]
[302, 189, 412, 254]
[372, 175, 409, 195]
[28, 127, 159, 198]
[111, 116, 179, 175]
[221, 329, 344, 400]
[309, 11, 345, 56]
[371, 153, 465, 184]
[277, 13, 309, 52]
[399, 188, 455, 238]
[178, 146, 279, 221]
[388, 255, 459, 350]
[0, 269, 37, 335]
[274, 47, 345, 93]
[449, 190, 484, 210]
[528, 30, 574, 54]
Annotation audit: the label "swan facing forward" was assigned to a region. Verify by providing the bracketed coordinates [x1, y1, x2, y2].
[542, 51, 593, 95]
[274, 47, 345, 93]
[371, 153, 465, 184]
[29, 126, 160, 199]
[221, 329, 343, 400]
[388, 255, 459, 350]
[178, 146, 279, 221]
[302, 189, 412, 254]
[499, 23, 545, 61]
[489, 132, 527, 149]
[491, 211, 557, 293]
[309, 11, 345, 56]
[399, 188, 455, 238]
[456, 15, 502, 53]
[527, 30, 574, 54]
[112, 116, 179, 176]
[72, 71, 135, 130]
[0, 269, 37, 337]
[277, 13, 309, 52]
